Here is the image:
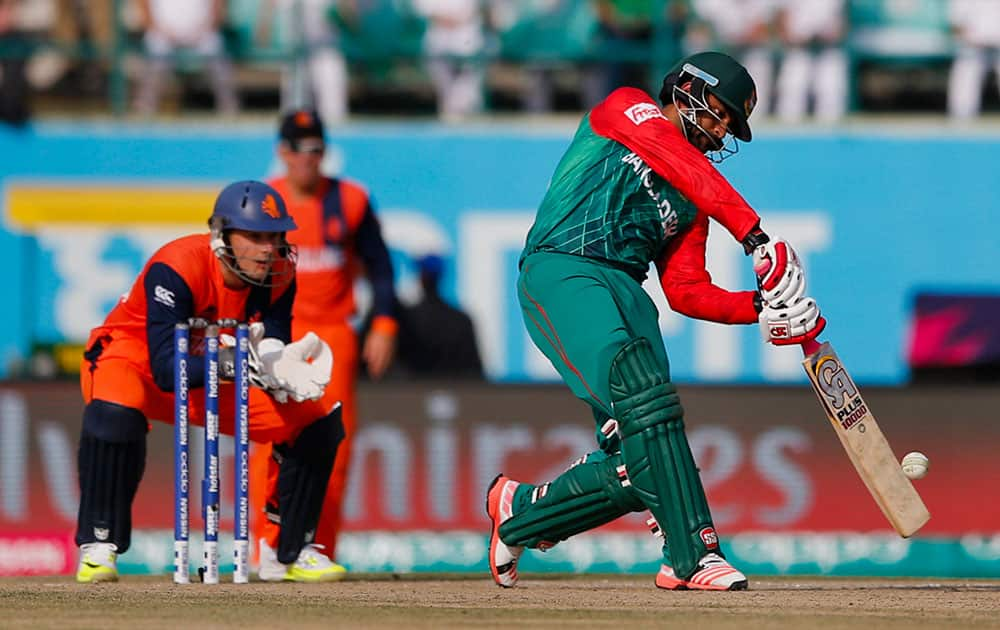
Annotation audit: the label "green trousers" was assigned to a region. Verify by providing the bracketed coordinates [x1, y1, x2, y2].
[512, 251, 720, 578]
[518, 251, 669, 451]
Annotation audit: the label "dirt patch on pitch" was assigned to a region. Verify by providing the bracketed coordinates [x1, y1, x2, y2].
[3, 574, 1000, 629]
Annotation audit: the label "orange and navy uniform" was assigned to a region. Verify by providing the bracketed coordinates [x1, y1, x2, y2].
[250, 175, 396, 558]
[81, 233, 329, 443]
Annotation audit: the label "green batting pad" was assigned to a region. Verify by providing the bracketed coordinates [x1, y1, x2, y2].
[610, 338, 719, 579]
[498, 451, 644, 549]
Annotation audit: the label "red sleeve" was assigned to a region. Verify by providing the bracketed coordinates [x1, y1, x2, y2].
[656, 213, 759, 324]
[589, 88, 761, 242]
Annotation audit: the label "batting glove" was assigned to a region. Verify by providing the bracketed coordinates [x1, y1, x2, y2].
[759, 296, 826, 346]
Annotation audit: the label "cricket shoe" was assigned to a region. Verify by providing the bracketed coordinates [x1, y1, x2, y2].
[486, 473, 523, 588]
[655, 553, 748, 591]
[258, 539, 347, 582]
[75, 542, 118, 583]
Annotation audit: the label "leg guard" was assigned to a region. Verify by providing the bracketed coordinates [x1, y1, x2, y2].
[75, 401, 147, 553]
[497, 451, 644, 548]
[610, 338, 719, 580]
[272, 405, 344, 564]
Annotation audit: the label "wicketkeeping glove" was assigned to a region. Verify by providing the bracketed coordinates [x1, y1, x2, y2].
[222, 325, 334, 403]
[220, 323, 289, 402]
[264, 332, 333, 403]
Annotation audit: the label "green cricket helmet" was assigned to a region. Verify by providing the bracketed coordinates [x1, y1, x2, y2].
[659, 51, 758, 156]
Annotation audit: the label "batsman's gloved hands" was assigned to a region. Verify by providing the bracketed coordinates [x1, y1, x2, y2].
[759, 296, 826, 346]
[752, 237, 806, 308]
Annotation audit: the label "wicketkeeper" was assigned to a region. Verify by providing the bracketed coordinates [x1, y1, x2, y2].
[487, 51, 825, 591]
[75, 180, 344, 583]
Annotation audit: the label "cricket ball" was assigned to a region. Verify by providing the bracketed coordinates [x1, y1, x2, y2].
[901, 451, 929, 480]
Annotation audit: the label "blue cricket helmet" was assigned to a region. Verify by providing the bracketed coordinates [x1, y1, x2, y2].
[209, 180, 297, 233]
[209, 180, 298, 287]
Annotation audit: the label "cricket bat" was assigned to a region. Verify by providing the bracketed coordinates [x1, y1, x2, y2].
[801, 338, 931, 537]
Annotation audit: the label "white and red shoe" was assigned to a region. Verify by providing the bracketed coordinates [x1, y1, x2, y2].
[655, 553, 748, 591]
[485, 474, 523, 588]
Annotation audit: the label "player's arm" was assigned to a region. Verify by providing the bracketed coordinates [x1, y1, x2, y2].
[658, 218, 826, 342]
[354, 199, 397, 377]
[355, 200, 397, 332]
[259, 279, 295, 344]
[656, 213, 760, 324]
[145, 262, 203, 391]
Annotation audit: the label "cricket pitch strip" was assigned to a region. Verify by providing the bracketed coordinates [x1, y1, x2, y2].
[3, 574, 1000, 629]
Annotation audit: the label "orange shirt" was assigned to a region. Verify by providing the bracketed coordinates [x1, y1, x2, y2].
[269, 176, 396, 332]
[85, 234, 295, 389]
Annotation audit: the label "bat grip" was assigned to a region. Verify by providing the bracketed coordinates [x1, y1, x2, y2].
[801, 339, 822, 356]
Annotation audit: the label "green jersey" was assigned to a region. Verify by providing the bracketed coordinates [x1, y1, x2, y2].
[521, 87, 763, 323]
[522, 114, 699, 279]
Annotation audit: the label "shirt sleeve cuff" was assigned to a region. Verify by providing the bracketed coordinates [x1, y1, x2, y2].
[371, 315, 398, 336]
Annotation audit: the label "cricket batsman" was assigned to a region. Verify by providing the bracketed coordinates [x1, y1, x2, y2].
[75, 180, 345, 583]
[486, 51, 825, 591]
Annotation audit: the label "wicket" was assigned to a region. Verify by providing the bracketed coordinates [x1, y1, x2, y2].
[173, 318, 251, 584]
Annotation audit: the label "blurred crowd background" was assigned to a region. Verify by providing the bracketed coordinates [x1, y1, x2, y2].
[2, 0, 1000, 124]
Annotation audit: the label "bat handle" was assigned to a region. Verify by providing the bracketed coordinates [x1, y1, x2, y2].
[801, 339, 822, 357]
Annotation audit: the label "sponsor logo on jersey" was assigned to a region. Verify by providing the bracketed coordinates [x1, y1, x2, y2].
[295, 245, 345, 272]
[153, 285, 175, 308]
[261, 194, 281, 219]
[699, 526, 719, 549]
[624, 102, 666, 125]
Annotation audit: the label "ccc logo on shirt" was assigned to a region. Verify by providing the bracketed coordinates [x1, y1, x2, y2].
[154, 285, 175, 308]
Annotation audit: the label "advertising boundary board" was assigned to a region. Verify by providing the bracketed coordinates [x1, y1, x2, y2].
[0, 381, 996, 576]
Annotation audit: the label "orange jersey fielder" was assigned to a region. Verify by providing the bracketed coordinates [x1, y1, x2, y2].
[269, 176, 396, 328]
[250, 176, 397, 559]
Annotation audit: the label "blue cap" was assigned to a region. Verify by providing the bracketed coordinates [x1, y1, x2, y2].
[210, 180, 297, 233]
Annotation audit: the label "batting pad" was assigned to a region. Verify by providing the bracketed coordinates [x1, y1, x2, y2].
[498, 451, 644, 549]
[76, 428, 146, 553]
[274, 408, 342, 564]
[610, 338, 719, 580]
